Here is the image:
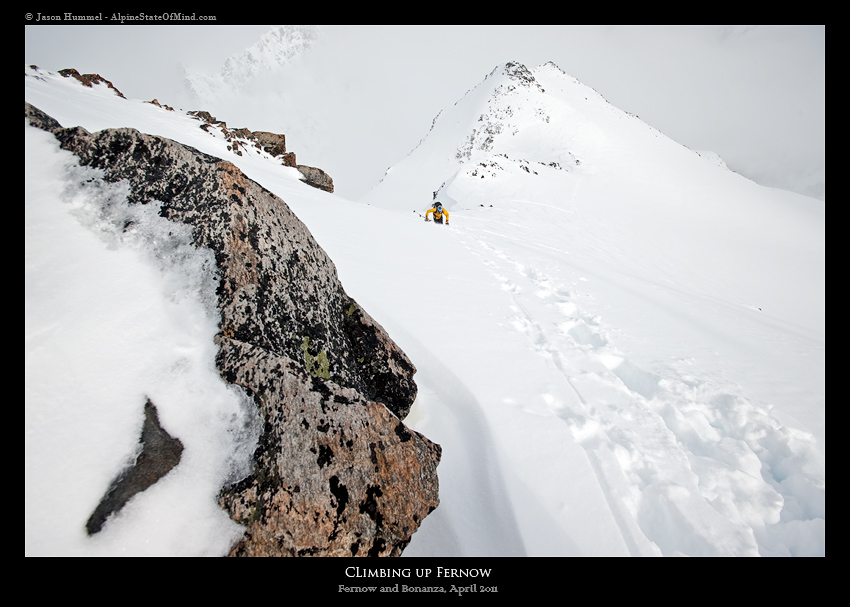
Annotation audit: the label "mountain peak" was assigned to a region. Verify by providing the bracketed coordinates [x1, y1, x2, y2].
[363, 58, 710, 210]
[538, 60, 565, 71]
[221, 25, 319, 86]
[482, 61, 545, 95]
[501, 61, 539, 86]
[184, 25, 319, 98]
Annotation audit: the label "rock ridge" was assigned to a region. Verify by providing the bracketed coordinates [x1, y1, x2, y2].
[57, 67, 127, 98]
[188, 110, 334, 193]
[26, 101, 439, 556]
[31, 67, 333, 193]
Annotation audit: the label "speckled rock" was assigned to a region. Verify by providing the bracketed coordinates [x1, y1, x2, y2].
[26, 102, 440, 556]
[296, 164, 334, 193]
[215, 338, 440, 556]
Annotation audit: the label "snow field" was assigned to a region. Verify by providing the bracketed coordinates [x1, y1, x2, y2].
[290, 189, 824, 555]
[25, 64, 824, 556]
[426, 198, 824, 556]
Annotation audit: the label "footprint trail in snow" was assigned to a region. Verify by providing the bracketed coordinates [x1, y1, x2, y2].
[454, 220, 824, 556]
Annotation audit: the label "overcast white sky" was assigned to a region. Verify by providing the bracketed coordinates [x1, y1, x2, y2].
[25, 24, 825, 200]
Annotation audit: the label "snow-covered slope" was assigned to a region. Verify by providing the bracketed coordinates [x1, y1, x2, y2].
[25, 63, 825, 557]
[179, 25, 377, 200]
[183, 25, 319, 99]
[365, 60, 824, 397]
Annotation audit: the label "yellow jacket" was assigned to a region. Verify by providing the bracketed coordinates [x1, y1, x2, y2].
[425, 206, 449, 223]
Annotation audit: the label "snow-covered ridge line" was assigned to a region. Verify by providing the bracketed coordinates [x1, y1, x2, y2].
[26, 65, 335, 192]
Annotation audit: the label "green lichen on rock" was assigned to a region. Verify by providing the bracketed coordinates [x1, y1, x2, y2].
[301, 336, 330, 379]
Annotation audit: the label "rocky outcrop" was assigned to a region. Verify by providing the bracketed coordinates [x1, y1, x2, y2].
[26, 102, 439, 556]
[58, 68, 126, 98]
[187, 111, 333, 192]
[147, 99, 175, 112]
[297, 164, 335, 193]
[216, 339, 437, 556]
[252, 131, 288, 158]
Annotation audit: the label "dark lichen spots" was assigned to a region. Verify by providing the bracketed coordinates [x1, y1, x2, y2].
[394, 422, 412, 442]
[317, 444, 334, 468]
[329, 475, 348, 518]
[359, 484, 384, 529]
[367, 537, 387, 557]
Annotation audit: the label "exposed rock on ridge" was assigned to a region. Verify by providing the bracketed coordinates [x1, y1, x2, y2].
[188, 110, 333, 192]
[26, 101, 439, 556]
[31, 65, 334, 192]
[295, 164, 335, 193]
[58, 67, 127, 98]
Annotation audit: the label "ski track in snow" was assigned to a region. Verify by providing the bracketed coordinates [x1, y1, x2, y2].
[395, 327, 528, 557]
[451, 218, 824, 556]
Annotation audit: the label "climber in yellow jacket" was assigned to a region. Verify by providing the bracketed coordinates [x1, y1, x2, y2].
[425, 203, 450, 225]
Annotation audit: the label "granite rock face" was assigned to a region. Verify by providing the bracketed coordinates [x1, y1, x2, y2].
[216, 339, 440, 556]
[26, 102, 440, 556]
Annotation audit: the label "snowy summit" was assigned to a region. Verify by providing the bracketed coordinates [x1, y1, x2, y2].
[25, 59, 824, 557]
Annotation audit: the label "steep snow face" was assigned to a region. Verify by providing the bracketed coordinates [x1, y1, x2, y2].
[178, 26, 376, 199]
[180, 25, 328, 158]
[221, 25, 318, 86]
[184, 25, 319, 98]
[364, 60, 706, 209]
[363, 61, 824, 335]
